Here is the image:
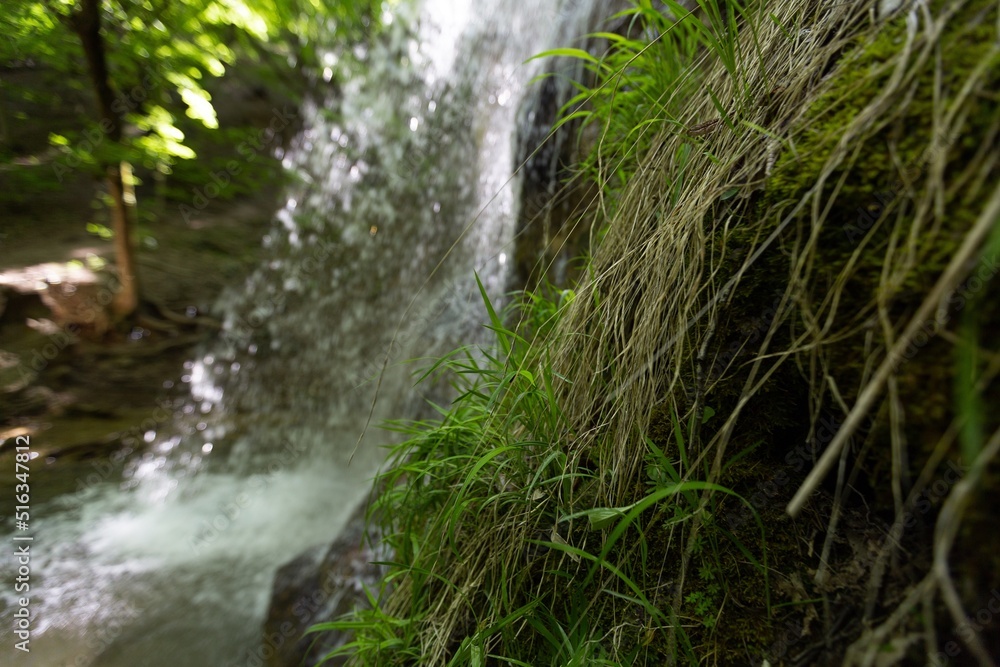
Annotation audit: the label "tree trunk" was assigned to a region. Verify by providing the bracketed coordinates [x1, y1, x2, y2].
[0, 81, 9, 151]
[107, 163, 139, 316]
[70, 0, 139, 319]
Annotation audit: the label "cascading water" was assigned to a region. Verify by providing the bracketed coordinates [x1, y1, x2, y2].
[0, 1, 612, 665]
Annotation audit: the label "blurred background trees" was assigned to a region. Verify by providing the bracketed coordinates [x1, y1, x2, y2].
[1, 0, 380, 320]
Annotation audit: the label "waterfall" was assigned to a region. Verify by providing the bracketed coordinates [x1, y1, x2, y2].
[0, 1, 613, 665]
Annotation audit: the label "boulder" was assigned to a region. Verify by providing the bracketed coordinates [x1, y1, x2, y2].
[262, 500, 386, 667]
[39, 277, 112, 340]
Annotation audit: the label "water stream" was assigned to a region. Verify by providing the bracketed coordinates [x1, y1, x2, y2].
[0, 1, 610, 665]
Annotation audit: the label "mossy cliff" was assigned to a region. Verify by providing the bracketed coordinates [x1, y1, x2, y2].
[316, 1, 1000, 665]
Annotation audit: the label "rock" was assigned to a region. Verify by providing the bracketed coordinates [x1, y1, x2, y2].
[39, 278, 112, 340]
[0, 261, 114, 340]
[262, 499, 386, 667]
[1, 385, 58, 421]
[0, 349, 33, 393]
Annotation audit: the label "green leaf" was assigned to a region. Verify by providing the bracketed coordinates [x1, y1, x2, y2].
[560, 505, 637, 530]
[528, 47, 600, 65]
[702, 405, 716, 423]
[475, 272, 510, 357]
[584, 508, 626, 530]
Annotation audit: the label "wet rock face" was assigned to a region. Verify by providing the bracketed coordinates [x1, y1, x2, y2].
[262, 501, 385, 667]
[511, 0, 634, 292]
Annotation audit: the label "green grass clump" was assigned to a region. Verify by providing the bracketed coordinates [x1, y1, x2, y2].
[309, 276, 769, 665]
[309, 277, 587, 665]
[538, 0, 770, 211]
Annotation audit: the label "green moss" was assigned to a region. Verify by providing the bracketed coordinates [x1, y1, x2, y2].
[762, 0, 999, 464]
[685, 0, 1000, 659]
